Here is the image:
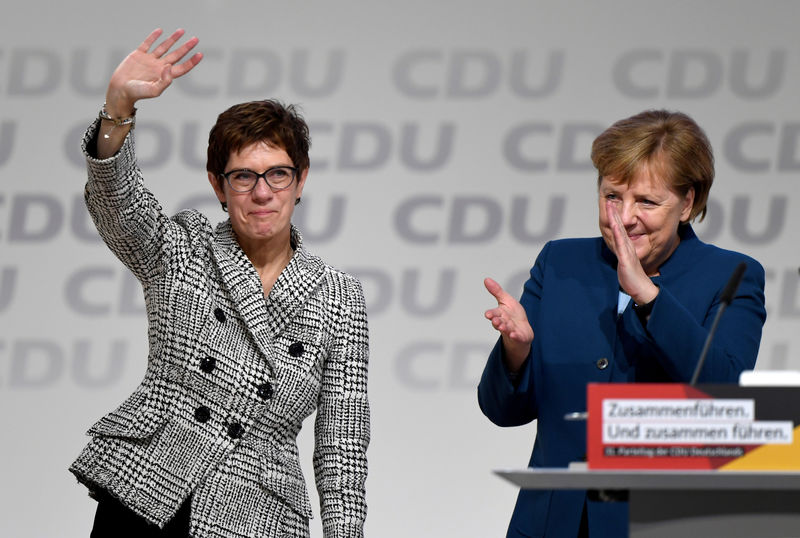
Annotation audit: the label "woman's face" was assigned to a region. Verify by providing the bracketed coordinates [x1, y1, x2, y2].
[598, 161, 694, 275]
[208, 141, 306, 249]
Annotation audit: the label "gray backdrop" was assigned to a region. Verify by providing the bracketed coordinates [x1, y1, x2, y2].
[1, 1, 798, 536]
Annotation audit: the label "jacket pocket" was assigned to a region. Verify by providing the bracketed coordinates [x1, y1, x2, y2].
[86, 388, 166, 440]
[260, 447, 314, 519]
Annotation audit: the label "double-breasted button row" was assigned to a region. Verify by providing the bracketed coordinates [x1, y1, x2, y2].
[596, 357, 609, 370]
[194, 406, 245, 439]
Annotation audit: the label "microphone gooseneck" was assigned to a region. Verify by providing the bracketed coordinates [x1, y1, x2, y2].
[689, 262, 747, 386]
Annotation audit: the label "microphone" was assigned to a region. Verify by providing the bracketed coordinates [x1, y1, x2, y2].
[689, 262, 747, 385]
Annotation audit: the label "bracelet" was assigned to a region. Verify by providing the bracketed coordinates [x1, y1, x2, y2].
[99, 104, 136, 138]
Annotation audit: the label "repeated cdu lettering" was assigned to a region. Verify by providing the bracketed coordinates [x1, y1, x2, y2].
[1, 193, 99, 243]
[63, 267, 144, 316]
[392, 49, 565, 99]
[723, 123, 800, 172]
[695, 196, 788, 244]
[612, 49, 787, 99]
[393, 341, 491, 390]
[393, 195, 566, 244]
[346, 267, 457, 317]
[4, 47, 345, 98]
[1, 339, 128, 388]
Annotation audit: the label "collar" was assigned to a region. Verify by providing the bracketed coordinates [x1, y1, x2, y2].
[211, 221, 326, 366]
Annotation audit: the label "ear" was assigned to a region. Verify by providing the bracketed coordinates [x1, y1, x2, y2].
[295, 168, 309, 201]
[208, 171, 226, 205]
[680, 186, 695, 222]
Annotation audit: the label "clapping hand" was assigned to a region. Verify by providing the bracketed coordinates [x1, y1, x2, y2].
[484, 277, 534, 373]
[605, 200, 659, 305]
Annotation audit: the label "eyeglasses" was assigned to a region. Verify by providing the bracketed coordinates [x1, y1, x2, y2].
[219, 166, 298, 193]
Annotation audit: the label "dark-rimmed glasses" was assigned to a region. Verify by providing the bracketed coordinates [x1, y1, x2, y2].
[219, 166, 298, 193]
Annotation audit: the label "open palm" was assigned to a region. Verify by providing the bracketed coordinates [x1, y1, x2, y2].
[105, 28, 202, 116]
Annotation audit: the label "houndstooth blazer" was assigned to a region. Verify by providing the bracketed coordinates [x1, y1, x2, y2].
[69, 122, 370, 538]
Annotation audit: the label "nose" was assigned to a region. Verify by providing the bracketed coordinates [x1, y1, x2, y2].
[250, 176, 274, 200]
[618, 201, 638, 226]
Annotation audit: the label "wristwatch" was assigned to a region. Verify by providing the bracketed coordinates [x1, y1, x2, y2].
[633, 296, 656, 320]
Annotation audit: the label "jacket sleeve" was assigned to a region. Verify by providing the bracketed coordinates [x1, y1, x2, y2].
[639, 255, 766, 382]
[81, 120, 197, 284]
[313, 275, 370, 538]
[477, 242, 551, 427]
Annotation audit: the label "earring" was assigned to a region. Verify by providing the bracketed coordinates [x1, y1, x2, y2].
[295, 197, 301, 206]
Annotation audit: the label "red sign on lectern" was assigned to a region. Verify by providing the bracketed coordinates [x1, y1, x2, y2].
[586, 383, 800, 470]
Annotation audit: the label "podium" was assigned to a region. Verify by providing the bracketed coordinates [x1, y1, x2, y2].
[496, 466, 800, 537]
[494, 381, 800, 535]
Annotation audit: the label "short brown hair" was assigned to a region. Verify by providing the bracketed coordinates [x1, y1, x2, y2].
[206, 99, 310, 178]
[590, 109, 713, 222]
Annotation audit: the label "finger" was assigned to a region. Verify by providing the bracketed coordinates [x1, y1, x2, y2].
[492, 317, 512, 335]
[489, 312, 517, 333]
[613, 213, 639, 265]
[605, 199, 620, 236]
[152, 28, 187, 58]
[485, 306, 505, 320]
[606, 200, 629, 252]
[485, 307, 508, 329]
[611, 205, 625, 235]
[138, 28, 164, 52]
[170, 51, 203, 78]
[163, 36, 200, 65]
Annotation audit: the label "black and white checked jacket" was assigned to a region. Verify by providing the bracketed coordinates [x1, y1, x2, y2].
[69, 123, 370, 538]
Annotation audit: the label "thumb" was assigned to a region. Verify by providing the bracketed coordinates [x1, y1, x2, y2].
[158, 64, 175, 88]
[484, 277, 510, 304]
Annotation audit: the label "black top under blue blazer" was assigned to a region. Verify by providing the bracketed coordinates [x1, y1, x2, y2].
[478, 225, 766, 538]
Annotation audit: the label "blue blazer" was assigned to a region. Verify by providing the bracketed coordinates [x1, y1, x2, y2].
[478, 226, 766, 538]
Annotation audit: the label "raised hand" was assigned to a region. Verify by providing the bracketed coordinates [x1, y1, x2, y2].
[105, 28, 203, 118]
[605, 199, 659, 305]
[484, 277, 534, 372]
[97, 28, 203, 158]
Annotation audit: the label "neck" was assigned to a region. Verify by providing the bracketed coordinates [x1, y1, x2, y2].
[236, 228, 295, 278]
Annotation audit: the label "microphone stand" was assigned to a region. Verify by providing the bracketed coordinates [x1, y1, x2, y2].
[689, 262, 747, 386]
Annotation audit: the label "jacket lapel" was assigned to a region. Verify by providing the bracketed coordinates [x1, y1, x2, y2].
[264, 244, 326, 337]
[210, 222, 325, 368]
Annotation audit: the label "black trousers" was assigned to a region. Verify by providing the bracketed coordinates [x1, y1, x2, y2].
[90, 491, 191, 538]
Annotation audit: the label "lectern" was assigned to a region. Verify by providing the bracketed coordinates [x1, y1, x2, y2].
[495, 381, 800, 537]
[496, 466, 800, 537]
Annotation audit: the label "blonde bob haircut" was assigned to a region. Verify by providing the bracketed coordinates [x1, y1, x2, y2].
[590, 109, 714, 222]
